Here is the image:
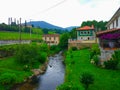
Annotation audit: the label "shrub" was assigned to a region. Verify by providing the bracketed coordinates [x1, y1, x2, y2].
[0, 72, 17, 85]
[92, 55, 99, 65]
[104, 59, 119, 70]
[39, 52, 47, 64]
[71, 47, 78, 51]
[57, 82, 84, 90]
[80, 72, 94, 90]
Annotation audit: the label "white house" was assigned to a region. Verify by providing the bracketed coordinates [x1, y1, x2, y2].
[106, 7, 120, 29]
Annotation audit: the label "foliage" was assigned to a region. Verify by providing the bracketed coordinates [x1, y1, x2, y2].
[92, 55, 99, 65]
[104, 50, 120, 70]
[90, 44, 100, 60]
[57, 82, 84, 90]
[69, 28, 77, 39]
[0, 72, 17, 85]
[15, 44, 47, 68]
[63, 49, 120, 90]
[0, 45, 17, 58]
[100, 33, 120, 39]
[71, 46, 78, 51]
[80, 72, 94, 90]
[49, 45, 61, 55]
[104, 59, 119, 70]
[59, 33, 70, 49]
[81, 20, 108, 31]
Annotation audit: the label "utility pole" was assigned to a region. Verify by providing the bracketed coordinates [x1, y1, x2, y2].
[30, 19, 32, 39]
[19, 18, 22, 44]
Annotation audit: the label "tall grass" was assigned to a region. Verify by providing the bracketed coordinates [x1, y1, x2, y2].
[58, 49, 120, 90]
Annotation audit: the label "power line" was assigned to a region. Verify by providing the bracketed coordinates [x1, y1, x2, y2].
[30, 0, 67, 18]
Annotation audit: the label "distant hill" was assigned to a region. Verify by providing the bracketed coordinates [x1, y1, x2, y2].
[27, 21, 78, 31]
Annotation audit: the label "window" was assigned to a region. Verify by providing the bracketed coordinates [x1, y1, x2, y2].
[116, 18, 118, 27]
[113, 22, 114, 28]
[88, 31, 90, 34]
[49, 37, 51, 40]
[81, 31, 83, 34]
[84, 31, 86, 34]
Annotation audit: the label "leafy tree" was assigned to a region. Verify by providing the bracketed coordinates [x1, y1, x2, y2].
[59, 33, 70, 49]
[80, 72, 94, 90]
[69, 28, 77, 39]
[81, 20, 107, 32]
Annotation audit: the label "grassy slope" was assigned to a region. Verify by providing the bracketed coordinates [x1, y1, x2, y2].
[0, 31, 41, 40]
[0, 57, 32, 83]
[65, 49, 120, 90]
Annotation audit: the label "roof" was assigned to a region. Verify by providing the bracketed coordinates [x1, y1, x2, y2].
[42, 34, 60, 37]
[76, 25, 94, 30]
[106, 7, 120, 27]
[96, 28, 120, 37]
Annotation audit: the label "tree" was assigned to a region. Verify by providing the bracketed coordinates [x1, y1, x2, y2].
[69, 28, 77, 39]
[59, 33, 70, 49]
[80, 72, 94, 90]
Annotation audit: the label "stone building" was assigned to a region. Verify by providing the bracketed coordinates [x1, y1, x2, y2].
[42, 34, 60, 46]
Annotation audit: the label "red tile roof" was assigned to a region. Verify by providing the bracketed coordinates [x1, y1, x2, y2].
[96, 28, 120, 37]
[76, 25, 94, 30]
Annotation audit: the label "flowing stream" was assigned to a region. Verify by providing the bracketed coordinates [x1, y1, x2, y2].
[14, 52, 65, 90]
[36, 52, 65, 90]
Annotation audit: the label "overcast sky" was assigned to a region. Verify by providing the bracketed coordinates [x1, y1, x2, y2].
[0, 0, 120, 27]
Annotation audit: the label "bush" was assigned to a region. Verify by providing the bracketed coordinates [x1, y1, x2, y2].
[57, 82, 84, 90]
[39, 52, 47, 64]
[15, 44, 47, 68]
[0, 72, 17, 90]
[71, 47, 78, 51]
[104, 59, 119, 70]
[92, 55, 99, 65]
[80, 72, 94, 90]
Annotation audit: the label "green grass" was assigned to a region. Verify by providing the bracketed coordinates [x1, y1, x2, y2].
[0, 31, 42, 40]
[63, 49, 120, 90]
[0, 57, 32, 83]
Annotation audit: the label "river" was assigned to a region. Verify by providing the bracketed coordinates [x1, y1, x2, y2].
[14, 52, 65, 90]
[36, 52, 65, 90]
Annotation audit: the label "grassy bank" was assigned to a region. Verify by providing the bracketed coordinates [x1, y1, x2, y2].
[0, 44, 48, 90]
[0, 57, 32, 90]
[58, 49, 120, 90]
[0, 31, 42, 40]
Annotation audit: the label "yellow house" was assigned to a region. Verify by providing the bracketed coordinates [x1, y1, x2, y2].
[42, 34, 60, 45]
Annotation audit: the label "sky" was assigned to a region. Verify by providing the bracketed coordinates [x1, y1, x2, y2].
[0, 0, 120, 28]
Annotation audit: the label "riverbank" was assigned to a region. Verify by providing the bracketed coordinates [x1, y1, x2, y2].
[57, 49, 120, 90]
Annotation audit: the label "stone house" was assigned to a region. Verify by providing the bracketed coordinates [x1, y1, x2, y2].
[68, 25, 96, 49]
[96, 7, 120, 64]
[42, 34, 60, 46]
[76, 25, 95, 41]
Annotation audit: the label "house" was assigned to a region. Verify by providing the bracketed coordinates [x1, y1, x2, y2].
[42, 34, 60, 45]
[96, 7, 120, 64]
[68, 25, 96, 49]
[76, 25, 95, 41]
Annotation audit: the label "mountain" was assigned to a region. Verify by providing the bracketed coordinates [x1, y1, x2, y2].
[27, 21, 64, 30]
[27, 21, 78, 31]
[65, 26, 79, 31]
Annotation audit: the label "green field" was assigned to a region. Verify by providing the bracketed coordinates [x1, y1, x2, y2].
[62, 49, 120, 90]
[0, 31, 42, 40]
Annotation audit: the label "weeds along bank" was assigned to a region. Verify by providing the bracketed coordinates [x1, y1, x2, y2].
[0, 43, 49, 90]
[57, 46, 120, 90]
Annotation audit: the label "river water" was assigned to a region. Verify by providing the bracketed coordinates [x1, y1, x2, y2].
[36, 52, 65, 90]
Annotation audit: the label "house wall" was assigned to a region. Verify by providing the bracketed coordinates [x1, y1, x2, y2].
[42, 36, 59, 45]
[107, 16, 120, 29]
[77, 30, 95, 41]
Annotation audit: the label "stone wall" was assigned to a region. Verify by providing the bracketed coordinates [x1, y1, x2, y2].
[0, 40, 31, 46]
